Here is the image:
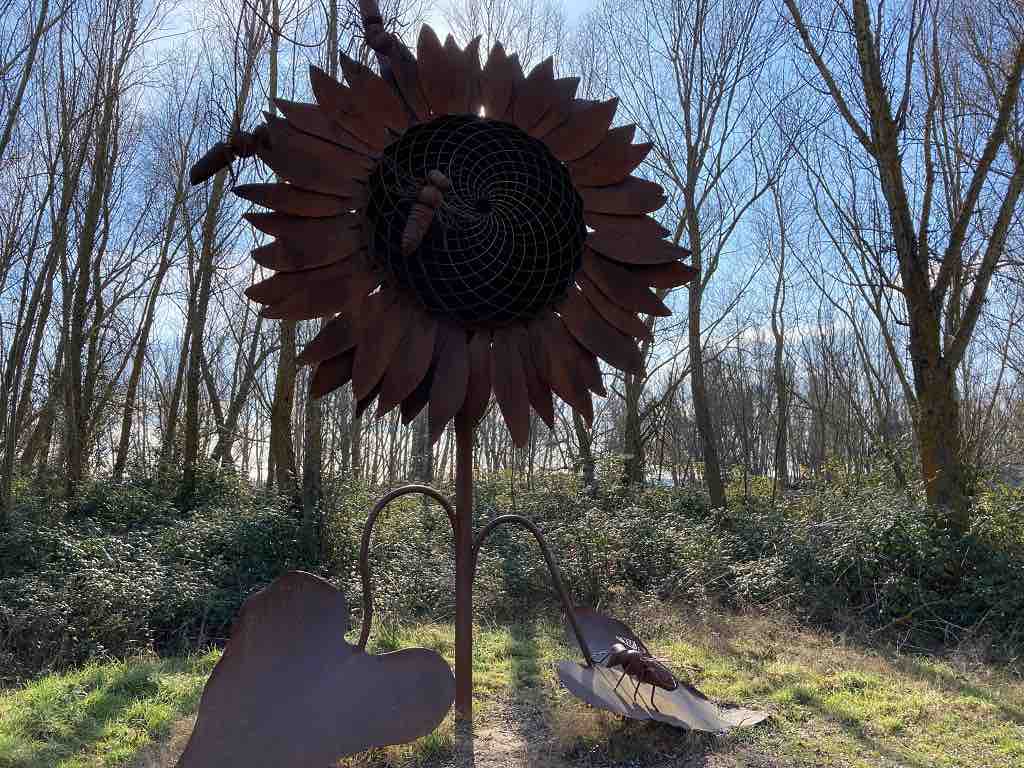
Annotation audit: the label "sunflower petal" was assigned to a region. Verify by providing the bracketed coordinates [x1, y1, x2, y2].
[578, 274, 652, 341]
[442, 35, 472, 115]
[586, 229, 692, 266]
[580, 177, 666, 215]
[274, 98, 376, 157]
[246, 213, 362, 270]
[528, 313, 594, 425]
[376, 308, 438, 417]
[512, 325, 554, 429]
[543, 98, 618, 161]
[428, 322, 469, 443]
[629, 261, 697, 289]
[491, 326, 531, 446]
[246, 260, 353, 305]
[307, 66, 390, 150]
[233, 184, 352, 217]
[310, 348, 355, 399]
[582, 250, 671, 317]
[339, 53, 409, 133]
[513, 57, 556, 130]
[463, 36, 483, 114]
[298, 315, 357, 366]
[585, 212, 670, 240]
[559, 286, 643, 373]
[459, 330, 492, 428]
[260, 264, 380, 321]
[389, 48, 430, 122]
[351, 288, 404, 401]
[570, 127, 652, 187]
[400, 364, 434, 425]
[258, 117, 372, 197]
[530, 77, 579, 138]
[417, 25, 452, 116]
[480, 42, 522, 120]
[356, 380, 382, 419]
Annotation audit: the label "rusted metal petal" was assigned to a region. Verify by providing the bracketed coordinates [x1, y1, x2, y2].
[307, 66, 390, 150]
[510, 324, 554, 429]
[556, 661, 767, 733]
[356, 380, 382, 418]
[176, 572, 455, 768]
[586, 228, 691, 266]
[352, 288, 403, 400]
[480, 42, 522, 120]
[580, 177, 666, 215]
[233, 183, 352, 217]
[578, 274, 652, 341]
[559, 286, 643, 373]
[310, 348, 356, 399]
[463, 36, 483, 114]
[630, 261, 697, 289]
[528, 313, 594, 425]
[376, 308, 437, 417]
[442, 35, 471, 115]
[258, 117, 372, 197]
[246, 260, 353, 305]
[339, 53, 409, 133]
[389, 50, 430, 122]
[261, 261, 379, 321]
[417, 25, 452, 116]
[275, 97, 376, 157]
[428, 322, 469, 443]
[401, 360, 435, 425]
[246, 213, 362, 271]
[582, 250, 671, 317]
[530, 77, 580, 138]
[491, 326, 531, 446]
[459, 330, 492, 428]
[585, 211, 671, 240]
[513, 57, 556, 130]
[543, 98, 618, 162]
[570, 126, 652, 187]
[299, 315, 357, 366]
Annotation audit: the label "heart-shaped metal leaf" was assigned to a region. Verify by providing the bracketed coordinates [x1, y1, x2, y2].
[177, 571, 454, 767]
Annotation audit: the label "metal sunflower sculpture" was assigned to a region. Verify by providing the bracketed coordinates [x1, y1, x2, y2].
[195, 24, 694, 445]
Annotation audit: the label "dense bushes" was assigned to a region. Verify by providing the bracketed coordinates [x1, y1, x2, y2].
[3, 464, 1022, 684]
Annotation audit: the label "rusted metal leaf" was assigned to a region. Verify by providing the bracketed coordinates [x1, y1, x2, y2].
[233, 183, 352, 217]
[428, 322, 470, 443]
[246, 213, 362, 271]
[585, 211, 671, 240]
[442, 35, 470, 115]
[298, 315, 357, 366]
[582, 250, 671, 317]
[459, 330, 492, 428]
[513, 57, 556, 130]
[570, 127, 652, 187]
[629, 261, 697, 289]
[311, 348, 356, 399]
[376, 308, 437, 417]
[578, 274, 652, 341]
[586, 228, 691, 266]
[352, 288, 403, 400]
[528, 313, 594, 425]
[530, 77, 580, 138]
[491, 326, 531, 446]
[559, 286, 643, 373]
[543, 98, 618, 162]
[246, 260, 353, 305]
[401, 360, 435, 425]
[176, 572, 455, 768]
[417, 25, 452, 117]
[275, 97, 376, 157]
[258, 116, 372, 197]
[463, 36, 483, 114]
[580, 177, 666, 215]
[339, 53, 409, 133]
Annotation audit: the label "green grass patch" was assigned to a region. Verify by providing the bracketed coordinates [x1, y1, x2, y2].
[0, 651, 218, 768]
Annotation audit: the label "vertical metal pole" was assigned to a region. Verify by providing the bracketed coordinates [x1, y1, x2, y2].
[454, 414, 474, 722]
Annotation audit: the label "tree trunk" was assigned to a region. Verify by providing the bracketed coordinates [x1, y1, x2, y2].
[689, 270, 726, 507]
[621, 372, 645, 485]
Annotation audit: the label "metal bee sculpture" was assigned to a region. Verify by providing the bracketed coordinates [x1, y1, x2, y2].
[178, 0, 766, 764]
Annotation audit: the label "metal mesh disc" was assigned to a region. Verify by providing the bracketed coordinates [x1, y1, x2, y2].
[366, 115, 586, 327]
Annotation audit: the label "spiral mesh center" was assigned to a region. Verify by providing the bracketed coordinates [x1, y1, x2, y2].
[366, 115, 586, 327]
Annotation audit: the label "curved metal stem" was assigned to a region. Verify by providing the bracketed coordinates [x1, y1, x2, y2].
[471, 515, 594, 666]
[357, 484, 457, 651]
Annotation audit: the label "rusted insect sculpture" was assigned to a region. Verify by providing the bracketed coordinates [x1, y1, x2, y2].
[594, 635, 679, 711]
[179, 1, 765, 764]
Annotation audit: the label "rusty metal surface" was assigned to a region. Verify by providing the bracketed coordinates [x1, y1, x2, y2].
[459, 330, 492, 428]
[428, 322, 470, 443]
[556, 660, 768, 732]
[544, 98, 619, 162]
[176, 572, 454, 768]
[587, 227, 693, 266]
[513, 57, 556, 130]
[580, 176, 667, 215]
[578, 273, 653, 341]
[454, 419, 475, 721]
[558, 286, 644, 373]
[490, 326, 532, 446]
[582, 249, 672, 317]
[570, 126, 652, 187]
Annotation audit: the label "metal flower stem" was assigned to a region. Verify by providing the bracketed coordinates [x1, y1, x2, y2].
[454, 415, 474, 720]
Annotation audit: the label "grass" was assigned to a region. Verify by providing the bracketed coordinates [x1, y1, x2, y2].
[2, 609, 1023, 767]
